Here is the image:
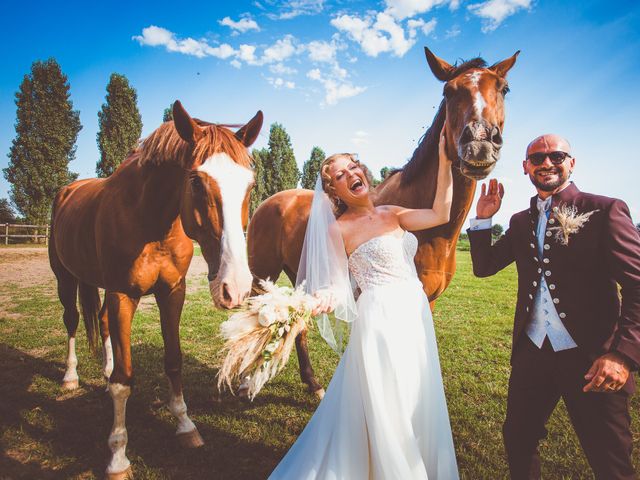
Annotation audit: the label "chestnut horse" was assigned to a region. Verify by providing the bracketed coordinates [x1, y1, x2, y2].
[49, 101, 262, 479]
[247, 47, 519, 397]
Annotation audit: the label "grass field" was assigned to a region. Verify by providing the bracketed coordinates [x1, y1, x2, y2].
[0, 250, 638, 479]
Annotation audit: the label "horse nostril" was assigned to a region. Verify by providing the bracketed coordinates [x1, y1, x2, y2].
[491, 126, 503, 146]
[221, 283, 232, 303]
[460, 125, 474, 144]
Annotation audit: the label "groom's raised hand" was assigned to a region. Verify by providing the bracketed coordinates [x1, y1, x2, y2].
[477, 178, 504, 219]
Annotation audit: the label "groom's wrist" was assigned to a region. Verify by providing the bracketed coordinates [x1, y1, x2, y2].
[469, 217, 492, 231]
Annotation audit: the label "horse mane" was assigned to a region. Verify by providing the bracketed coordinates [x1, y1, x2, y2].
[136, 119, 252, 169]
[398, 57, 487, 186]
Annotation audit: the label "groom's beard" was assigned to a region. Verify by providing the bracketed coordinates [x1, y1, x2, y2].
[529, 167, 571, 192]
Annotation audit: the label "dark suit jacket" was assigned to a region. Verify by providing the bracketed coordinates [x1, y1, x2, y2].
[468, 183, 640, 392]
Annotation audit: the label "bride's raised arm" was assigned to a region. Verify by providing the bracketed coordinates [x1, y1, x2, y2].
[387, 131, 453, 231]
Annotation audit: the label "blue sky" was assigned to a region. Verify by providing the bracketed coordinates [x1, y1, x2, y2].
[1, 0, 639, 227]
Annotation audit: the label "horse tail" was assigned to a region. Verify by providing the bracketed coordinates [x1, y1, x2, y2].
[78, 282, 101, 355]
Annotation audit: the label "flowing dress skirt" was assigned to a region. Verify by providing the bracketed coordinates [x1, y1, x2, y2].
[269, 278, 459, 479]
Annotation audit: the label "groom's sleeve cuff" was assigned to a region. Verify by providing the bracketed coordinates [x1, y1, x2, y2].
[469, 217, 492, 231]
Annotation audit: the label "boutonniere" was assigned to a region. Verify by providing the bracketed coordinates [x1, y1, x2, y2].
[549, 203, 599, 245]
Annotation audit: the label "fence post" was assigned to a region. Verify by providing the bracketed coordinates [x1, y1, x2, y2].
[45, 225, 49, 246]
[4, 223, 7, 245]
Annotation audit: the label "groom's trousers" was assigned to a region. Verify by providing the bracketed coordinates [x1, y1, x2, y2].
[503, 336, 636, 480]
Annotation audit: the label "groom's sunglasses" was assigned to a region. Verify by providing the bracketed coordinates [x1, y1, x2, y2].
[527, 151, 572, 166]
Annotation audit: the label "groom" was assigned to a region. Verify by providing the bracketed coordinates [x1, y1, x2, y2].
[467, 134, 640, 479]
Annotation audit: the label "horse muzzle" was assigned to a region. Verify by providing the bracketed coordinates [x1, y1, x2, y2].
[457, 122, 503, 180]
[208, 267, 252, 309]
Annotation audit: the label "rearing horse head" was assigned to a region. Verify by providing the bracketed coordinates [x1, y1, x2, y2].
[173, 101, 263, 309]
[425, 47, 519, 180]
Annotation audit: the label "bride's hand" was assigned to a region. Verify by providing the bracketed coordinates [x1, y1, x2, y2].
[439, 125, 454, 164]
[312, 290, 335, 316]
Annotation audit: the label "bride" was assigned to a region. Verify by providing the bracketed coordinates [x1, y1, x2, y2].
[269, 131, 459, 479]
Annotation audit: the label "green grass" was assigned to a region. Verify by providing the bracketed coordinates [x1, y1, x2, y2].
[0, 252, 638, 479]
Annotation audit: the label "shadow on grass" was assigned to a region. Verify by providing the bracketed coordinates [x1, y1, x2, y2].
[0, 342, 299, 480]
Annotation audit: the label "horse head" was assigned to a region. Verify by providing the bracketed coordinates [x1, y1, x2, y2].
[173, 101, 263, 309]
[425, 47, 519, 180]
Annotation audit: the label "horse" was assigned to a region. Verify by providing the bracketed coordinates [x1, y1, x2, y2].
[247, 47, 519, 397]
[48, 100, 263, 479]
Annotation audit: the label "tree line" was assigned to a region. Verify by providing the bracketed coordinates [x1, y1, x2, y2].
[1, 58, 353, 226]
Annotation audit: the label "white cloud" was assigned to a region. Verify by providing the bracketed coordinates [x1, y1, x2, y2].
[306, 66, 366, 106]
[407, 18, 437, 38]
[230, 59, 242, 68]
[268, 77, 296, 89]
[331, 12, 415, 58]
[384, 0, 449, 20]
[351, 130, 370, 146]
[270, 63, 297, 75]
[238, 44, 258, 64]
[132, 26, 236, 59]
[445, 25, 461, 38]
[307, 40, 338, 63]
[261, 35, 298, 64]
[268, 0, 325, 20]
[468, 0, 532, 32]
[219, 16, 260, 34]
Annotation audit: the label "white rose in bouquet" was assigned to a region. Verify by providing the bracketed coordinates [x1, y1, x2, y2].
[258, 305, 278, 327]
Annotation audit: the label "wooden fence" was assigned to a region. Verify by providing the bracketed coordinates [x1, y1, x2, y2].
[1, 223, 50, 245]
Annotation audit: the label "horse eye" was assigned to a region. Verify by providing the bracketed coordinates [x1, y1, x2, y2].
[502, 85, 510, 96]
[190, 175, 205, 194]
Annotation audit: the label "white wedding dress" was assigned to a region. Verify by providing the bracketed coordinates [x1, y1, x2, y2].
[269, 231, 459, 479]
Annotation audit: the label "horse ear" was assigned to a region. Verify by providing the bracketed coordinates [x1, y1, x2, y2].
[173, 100, 203, 143]
[490, 50, 521, 78]
[235, 110, 264, 147]
[424, 47, 455, 82]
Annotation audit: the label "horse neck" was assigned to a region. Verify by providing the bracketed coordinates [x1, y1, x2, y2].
[137, 162, 187, 234]
[376, 102, 477, 244]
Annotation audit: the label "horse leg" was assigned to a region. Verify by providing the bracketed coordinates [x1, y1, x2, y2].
[156, 281, 203, 448]
[282, 268, 324, 399]
[55, 271, 80, 390]
[99, 301, 114, 388]
[105, 290, 138, 480]
[295, 330, 324, 398]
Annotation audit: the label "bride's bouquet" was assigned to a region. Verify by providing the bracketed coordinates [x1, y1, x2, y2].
[216, 279, 319, 400]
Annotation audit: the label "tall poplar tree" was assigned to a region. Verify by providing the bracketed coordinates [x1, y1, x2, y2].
[301, 146, 325, 190]
[250, 148, 269, 216]
[4, 58, 81, 224]
[96, 73, 142, 177]
[163, 102, 174, 122]
[266, 123, 299, 192]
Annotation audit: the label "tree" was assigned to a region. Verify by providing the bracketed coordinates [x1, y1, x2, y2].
[163, 102, 174, 122]
[4, 58, 81, 225]
[265, 123, 299, 194]
[96, 74, 142, 177]
[301, 146, 325, 190]
[380, 166, 392, 180]
[492, 223, 504, 239]
[0, 198, 16, 223]
[250, 148, 269, 216]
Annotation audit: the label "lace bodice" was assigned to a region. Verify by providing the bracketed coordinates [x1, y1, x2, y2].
[348, 231, 419, 291]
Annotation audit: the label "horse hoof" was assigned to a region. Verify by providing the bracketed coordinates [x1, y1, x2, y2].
[62, 379, 79, 390]
[177, 428, 204, 448]
[105, 466, 133, 480]
[314, 388, 325, 399]
[237, 386, 249, 399]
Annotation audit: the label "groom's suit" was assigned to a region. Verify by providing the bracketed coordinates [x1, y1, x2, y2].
[468, 183, 640, 479]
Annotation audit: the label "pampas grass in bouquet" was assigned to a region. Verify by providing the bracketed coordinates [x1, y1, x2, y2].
[216, 279, 318, 400]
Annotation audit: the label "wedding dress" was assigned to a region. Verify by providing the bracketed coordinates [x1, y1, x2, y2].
[269, 231, 459, 479]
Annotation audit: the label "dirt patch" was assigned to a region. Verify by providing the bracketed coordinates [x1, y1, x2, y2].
[0, 247, 209, 313]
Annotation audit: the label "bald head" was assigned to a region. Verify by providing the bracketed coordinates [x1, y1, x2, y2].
[526, 134, 572, 157]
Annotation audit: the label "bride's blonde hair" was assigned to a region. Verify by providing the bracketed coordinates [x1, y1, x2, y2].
[320, 153, 375, 217]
